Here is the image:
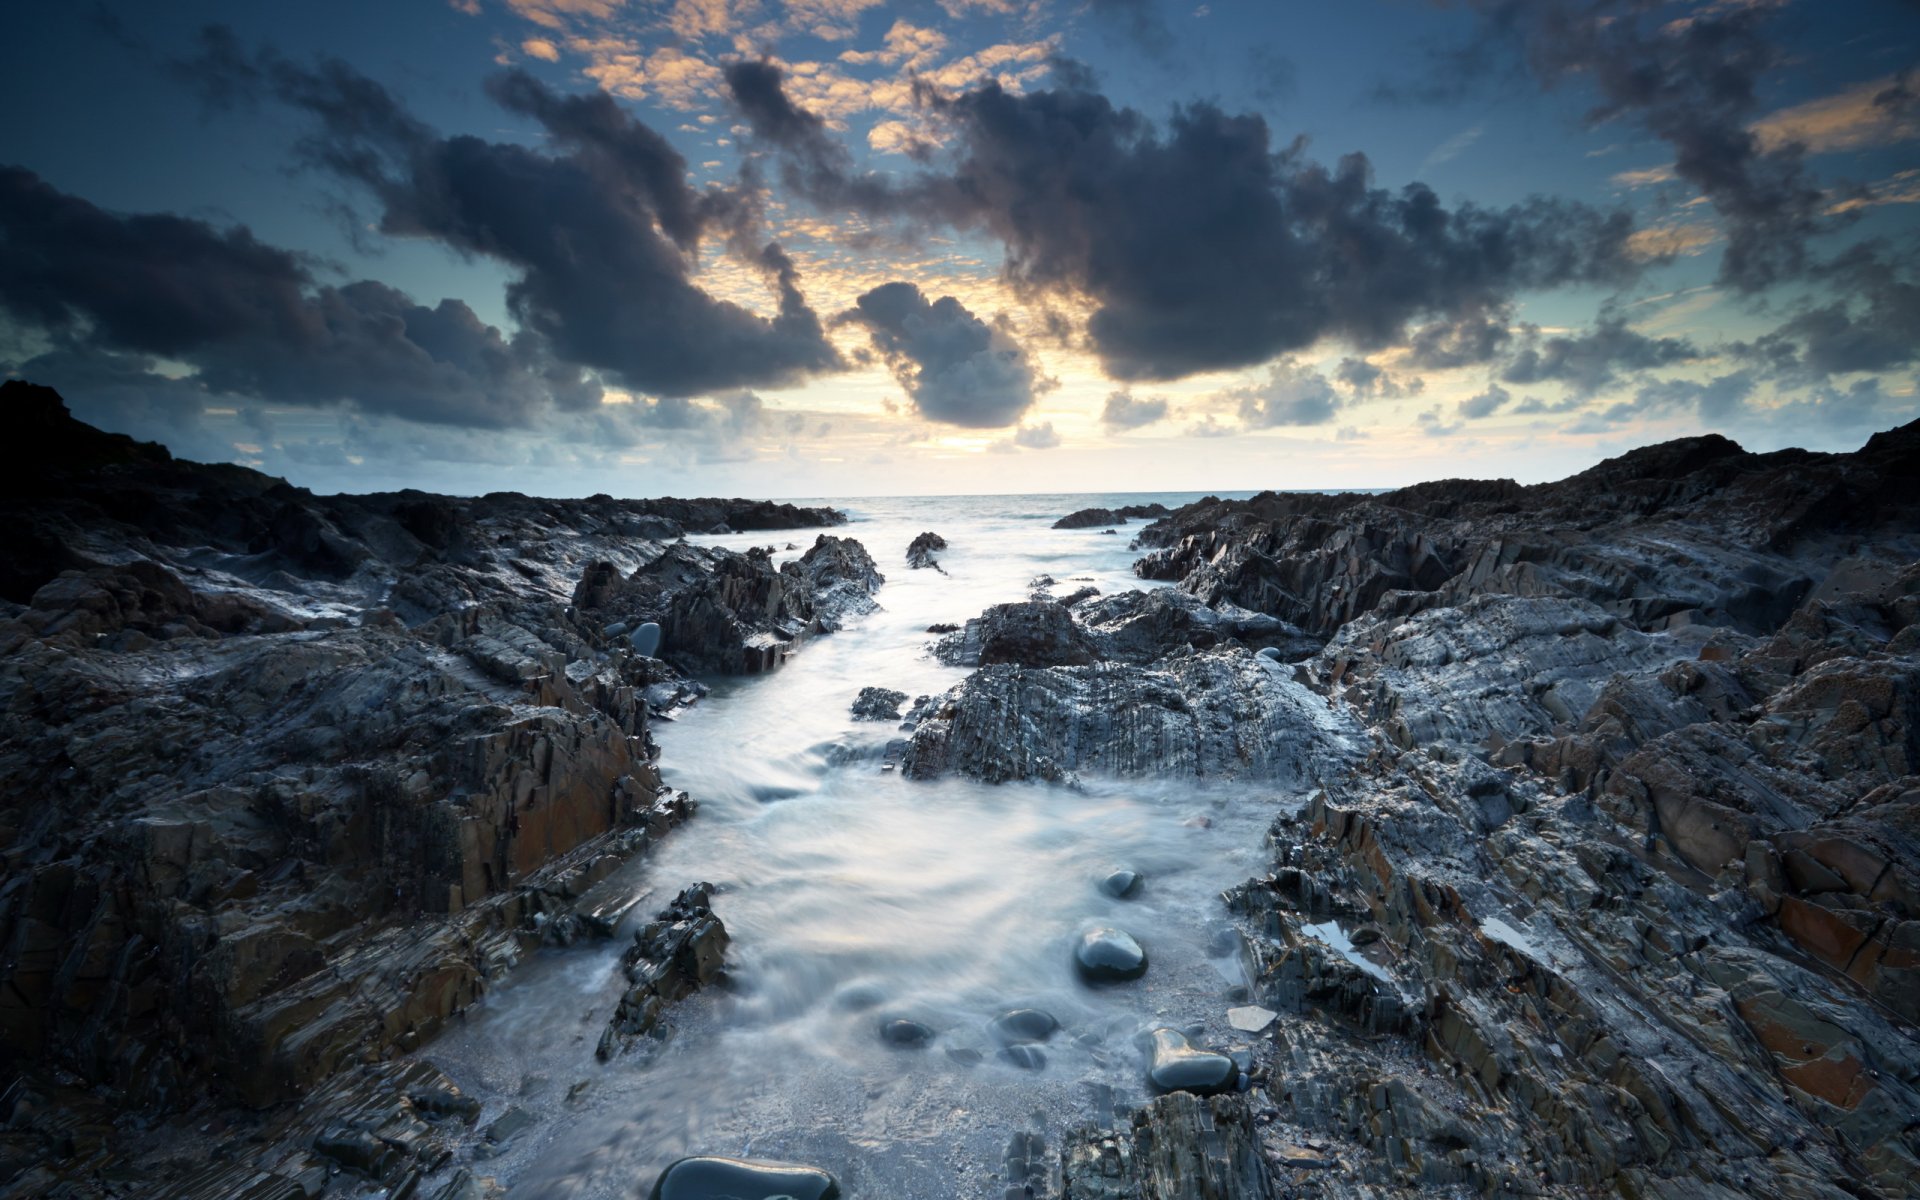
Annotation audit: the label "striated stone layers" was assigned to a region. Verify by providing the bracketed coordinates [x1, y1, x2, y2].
[0, 385, 872, 1190]
[903, 646, 1363, 785]
[937, 422, 1920, 1197]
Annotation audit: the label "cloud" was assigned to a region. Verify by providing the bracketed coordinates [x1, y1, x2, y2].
[0, 166, 597, 428]
[1406, 313, 1513, 370]
[1185, 414, 1233, 437]
[1084, 0, 1178, 64]
[838, 281, 1041, 427]
[1457, 382, 1510, 419]
[1335, 356, 1421, 399]
[177, 32, 844, 399]
[1013, 420, 1060, 448]
[1499, 316, 1698, 396]
[1100, 390, 1169, 430]
[730, 66, 1644, 383]
[1421, 122, 1484, 170]
[1414, 1, 1828, 292]
[1232, 360, 1339, 427]
[1752, 73, 1920, 155]
[1736, 249, 1920, 377]
[522, 37, 561, 62]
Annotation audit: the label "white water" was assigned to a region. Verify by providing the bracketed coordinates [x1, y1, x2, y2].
[419, 492, 1318, 1198]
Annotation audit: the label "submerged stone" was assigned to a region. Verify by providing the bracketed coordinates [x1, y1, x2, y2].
[880, 1018, 936, 1047]
[1100, 869, 1143, 899]
[1145, 1028, 1237, 1096]
[989, 1008, 1058, 1045]
[1074, 926, 1148, 984]
[998, 1044, 1047, 1070]
[648, 1155, 841, 1200]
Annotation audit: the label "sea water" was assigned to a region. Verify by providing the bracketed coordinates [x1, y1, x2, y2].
[417, 492, 1315, 1198]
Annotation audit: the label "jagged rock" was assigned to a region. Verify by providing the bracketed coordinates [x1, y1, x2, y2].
[850, 686, 908, 721]
[906, 531, 948, 571]
[598, 884, 729, 1058]
[1078, 587, 1317, 663]
[1060, 1092, 1275, 1199]
[933, 600, 1099, 668]
[647, 1156, 841, 1200]
[1145, 1028, 1238, 1095]
[1053, 503, 1170, 530]
[902, 646, 1363, 783]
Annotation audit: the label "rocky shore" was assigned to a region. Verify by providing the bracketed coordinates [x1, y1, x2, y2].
[0, 383, 877, 1196]
[5, 377, 1917, 1199]
[911, 424, 1920, 1197]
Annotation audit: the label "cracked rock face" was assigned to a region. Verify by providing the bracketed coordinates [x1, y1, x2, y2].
[0, 385, 868, 1195]
[926, 419, 1920, 1197]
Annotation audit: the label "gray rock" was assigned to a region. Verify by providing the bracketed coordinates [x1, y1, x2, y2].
[1145, 1028, 1238, 1096]
[989, 1008, 1059, 1045]
[850, 686, 908, 721]
[1100, 869, 1144, 899]
[647, 1155, 841, 1200]
[630, 620, 663, 657]
[1074, 926, 1148, 984]
[879, 1018, 936, 1046]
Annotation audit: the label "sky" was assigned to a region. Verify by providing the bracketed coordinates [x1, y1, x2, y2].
[2, 0, 1917, 498]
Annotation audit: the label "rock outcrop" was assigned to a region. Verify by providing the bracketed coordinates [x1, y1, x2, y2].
[0, 384, 874, 1194]
[906, 531, 947, 571]
[1051, 421, 1920, 1198]
[1052, 503, 1171, 530]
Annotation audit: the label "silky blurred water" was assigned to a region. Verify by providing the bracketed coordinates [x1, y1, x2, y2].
[418, 492, 1320, 1198]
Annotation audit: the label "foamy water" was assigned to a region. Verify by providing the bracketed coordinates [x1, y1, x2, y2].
[418, 492, 1322, 1198]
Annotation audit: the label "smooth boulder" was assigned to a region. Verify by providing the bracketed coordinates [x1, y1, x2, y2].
[630, 620, 663, 657]
[989, 1008, 1058, 1045]
[1100, 869, 1143, 899]
[879, 1018, 935, 1047]
[648, 1156, 841, 1200]
[1074, 926, 1148, 984]
[1145, 1028, 1238, 1096]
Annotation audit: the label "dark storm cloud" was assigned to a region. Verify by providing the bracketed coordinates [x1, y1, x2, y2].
[730, 67, 1645, 383]
[1100, 391, 1170, 430]
[837, 282, 1040, 428]
[180, 31, 842, 399]
[0, 166, 595, 427]
[1400, 1, 1829, 292]
[1499, 316, 1697, 396]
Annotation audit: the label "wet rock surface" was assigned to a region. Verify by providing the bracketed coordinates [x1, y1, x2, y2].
[1144, 1028, 1238, 1096]
[647, 1155, 841, 1200]
[597, 884, 730, 1058]
[905, 530, 948, 571]
[1074, 926, 1149, 984]
[1053, 503, 1171, 530]
[849, 685, 909, 720]
[0, 385, 868, 1196]
[934, 421, 1920, 1197]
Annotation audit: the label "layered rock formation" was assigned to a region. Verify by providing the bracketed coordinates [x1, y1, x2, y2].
[928, 422, 1920, 1197]
[0, 384, 875, 1194]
